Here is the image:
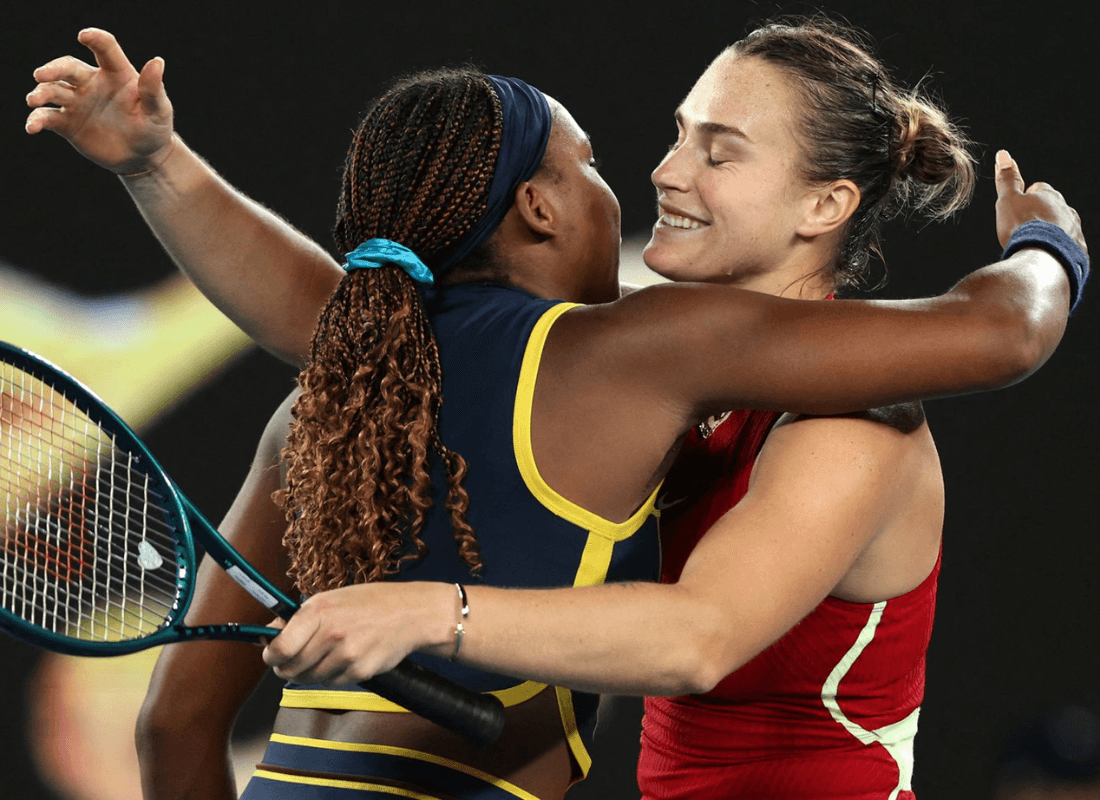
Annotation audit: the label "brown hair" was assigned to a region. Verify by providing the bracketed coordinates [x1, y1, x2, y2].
[733, 16, 977, 289]
[277, 68, 504, 594]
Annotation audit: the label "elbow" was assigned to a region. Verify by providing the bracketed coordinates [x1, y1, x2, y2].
[652, 609, 746, 697]
[985, 308, 1061, 388]
[1006, 328, 1051, 385]
[671, 655, 729, 697]
[953, 296, 1063, 392]
[135, 688, 229, 764]
[135, 695, 173, 763]
[135, 693, 190, 759]
[659, 640, 737, 697]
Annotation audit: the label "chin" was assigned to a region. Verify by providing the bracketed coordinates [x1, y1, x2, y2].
[643, 240, 711, 284]
[641, 239, 682, 281]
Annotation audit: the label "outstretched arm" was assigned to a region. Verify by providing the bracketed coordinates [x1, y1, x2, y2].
[136, 392, 296, 800]
[557, 152, 1086, 421]
[260, 409, 926, 696]
[26, 29, 340, 366]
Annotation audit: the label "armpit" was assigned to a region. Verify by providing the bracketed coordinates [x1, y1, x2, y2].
[858, 402, 926, 434]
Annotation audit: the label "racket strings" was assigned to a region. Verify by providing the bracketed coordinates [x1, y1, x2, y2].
[1, 363, 185, 643]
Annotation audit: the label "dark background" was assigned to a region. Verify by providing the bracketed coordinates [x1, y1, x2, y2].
[1, 1, 1097, 798]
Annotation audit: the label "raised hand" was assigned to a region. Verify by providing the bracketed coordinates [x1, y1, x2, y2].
[26, 28, 174, 175]
[995, 149, 1087, 255]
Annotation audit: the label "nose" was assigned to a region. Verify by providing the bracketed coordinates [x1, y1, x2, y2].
[651, 144, 691, 194]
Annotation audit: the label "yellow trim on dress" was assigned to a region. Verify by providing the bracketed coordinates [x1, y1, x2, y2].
[512, 302, 661, 776]
[281, 679, 548, 712]
[572, 533, 615, 589]
[277, 303, 658, 782]
[554, 686, 593, 777]
[262, 734, 540, 800]
[513, 303, 661, 539]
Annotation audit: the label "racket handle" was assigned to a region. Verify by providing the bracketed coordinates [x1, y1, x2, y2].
[364, 659, 505, 748]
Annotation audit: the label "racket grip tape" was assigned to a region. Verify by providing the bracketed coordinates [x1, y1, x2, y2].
[365, 659, 505, 748]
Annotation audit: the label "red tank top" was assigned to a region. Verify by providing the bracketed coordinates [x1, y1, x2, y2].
[638, 410, 937, 799]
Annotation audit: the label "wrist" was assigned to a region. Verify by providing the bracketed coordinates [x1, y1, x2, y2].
[417, 582, 465, 659]
[1002, 219, 1089, 312]
[116, 133, 180, 180]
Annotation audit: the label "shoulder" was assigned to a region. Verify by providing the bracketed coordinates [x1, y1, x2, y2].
[761, 403, 932, 492]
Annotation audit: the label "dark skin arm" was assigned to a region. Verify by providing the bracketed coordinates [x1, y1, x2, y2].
[28, 31, 1082, 387]
[30, 31, 1084, 524]
[135, 393, 296, 800]
[534, 156, 1081, 522]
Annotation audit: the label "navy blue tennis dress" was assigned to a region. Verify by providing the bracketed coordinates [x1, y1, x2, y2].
[242, 283, 661, 799]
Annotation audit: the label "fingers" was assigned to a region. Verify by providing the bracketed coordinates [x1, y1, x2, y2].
[994, 149, 1025, 198]
[25, 100, 85, 137]
[260, 597, 395, 687]
[262, 607, 355, 685]
[77, 27, 137, 75]
[995, 152, 1068, 203]
[26, 81, 76, 110]
[26, 56, 92, 137]
[263, 624, 355, 687]
[25, 107, 63, 135]
[1025, 181, 1061, 199]
[273, 649, 361, 688]
[262, 613, 319, 669]
[32, 55, 97, 87]
[25, 81, 82, 136]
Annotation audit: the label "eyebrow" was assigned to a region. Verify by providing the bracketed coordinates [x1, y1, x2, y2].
[675, 109, 752, 143]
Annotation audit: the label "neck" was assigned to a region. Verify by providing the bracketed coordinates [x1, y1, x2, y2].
[731, 266, 835, 300]
[494, 239, 620, 305]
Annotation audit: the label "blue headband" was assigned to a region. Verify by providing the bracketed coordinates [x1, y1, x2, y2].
[344, 238, 434, 285]
[435, 75, 553, 274]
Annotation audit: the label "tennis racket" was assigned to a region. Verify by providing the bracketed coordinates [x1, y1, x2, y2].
[0, 341, 504, 747]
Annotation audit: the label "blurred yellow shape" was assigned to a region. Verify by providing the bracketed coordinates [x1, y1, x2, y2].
[0, 266, 254, 429]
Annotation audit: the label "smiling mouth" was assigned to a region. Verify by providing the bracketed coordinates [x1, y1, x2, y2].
[657, 212, 706, 230]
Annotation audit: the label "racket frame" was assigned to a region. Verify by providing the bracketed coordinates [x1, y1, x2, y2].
[0, 341, 505, 747]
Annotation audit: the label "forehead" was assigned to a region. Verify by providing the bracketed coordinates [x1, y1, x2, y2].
[544, 96, 590, 152]
[679, 52, 802, 147]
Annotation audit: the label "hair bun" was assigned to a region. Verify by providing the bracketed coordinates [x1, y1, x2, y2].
[890, 95, 975, 218]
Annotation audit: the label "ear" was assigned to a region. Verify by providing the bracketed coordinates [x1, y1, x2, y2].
[512, 176, 561, 240]
[797, 179, 860, 238]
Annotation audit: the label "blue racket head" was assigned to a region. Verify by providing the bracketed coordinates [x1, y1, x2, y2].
[0, 342, 200, 656]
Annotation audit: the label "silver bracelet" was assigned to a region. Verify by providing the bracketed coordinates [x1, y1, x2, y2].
[450, 583, 469, 662]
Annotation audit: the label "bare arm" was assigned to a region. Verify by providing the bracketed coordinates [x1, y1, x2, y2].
[136, 392, 296, 800]
[118, 139, 341, 366]
[259, 410, 925, 695]
[26, 29, 340, 367]
[553, 153, 1083, 423]
[577, 249, 1067, 418]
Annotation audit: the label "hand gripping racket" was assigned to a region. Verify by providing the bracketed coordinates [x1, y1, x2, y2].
[0, 341, 504, 747]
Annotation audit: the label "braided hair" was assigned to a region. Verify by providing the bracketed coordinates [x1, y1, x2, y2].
[733, 15, 977, 290]
[277, 68, 503, 594]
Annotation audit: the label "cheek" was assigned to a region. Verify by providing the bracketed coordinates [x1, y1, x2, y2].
[607, 194, 621, 229]
[594, 186, 619, 231]
[715, 181, 788, 239]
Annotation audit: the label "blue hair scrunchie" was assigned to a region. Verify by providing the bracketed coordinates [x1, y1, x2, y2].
[1001, 220, 1089, 312]
[344, 238, 434, 285]
[435, 75, 553, 274]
